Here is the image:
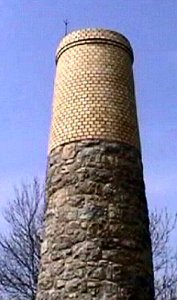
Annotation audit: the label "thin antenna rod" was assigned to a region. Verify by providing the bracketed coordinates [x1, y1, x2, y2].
[64, 19, 69, 36]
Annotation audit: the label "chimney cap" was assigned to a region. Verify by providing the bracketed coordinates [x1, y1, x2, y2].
[56, 28, 133, 63]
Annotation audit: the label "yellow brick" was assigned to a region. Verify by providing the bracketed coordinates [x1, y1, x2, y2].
[48, 29, 141, 153]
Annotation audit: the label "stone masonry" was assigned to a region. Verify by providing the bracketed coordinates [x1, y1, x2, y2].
[36, 29, 155, 299]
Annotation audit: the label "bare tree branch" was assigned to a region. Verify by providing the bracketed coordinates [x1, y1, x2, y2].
[150, 209, 177, 299]
[0, 179, 177, 299]
[0, 179, 45, 300]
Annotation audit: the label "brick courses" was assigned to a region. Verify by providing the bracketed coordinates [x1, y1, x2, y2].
[36, 29, 155, 300]
[49, 28, 140, 153]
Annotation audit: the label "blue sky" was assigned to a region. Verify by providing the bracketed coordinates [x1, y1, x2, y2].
[0, 0, 177, 217]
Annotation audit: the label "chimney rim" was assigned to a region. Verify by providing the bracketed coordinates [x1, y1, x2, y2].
[55, 27, 134, 64]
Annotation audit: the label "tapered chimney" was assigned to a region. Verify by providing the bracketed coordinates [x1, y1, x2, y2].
[36, 28, 155, 300]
